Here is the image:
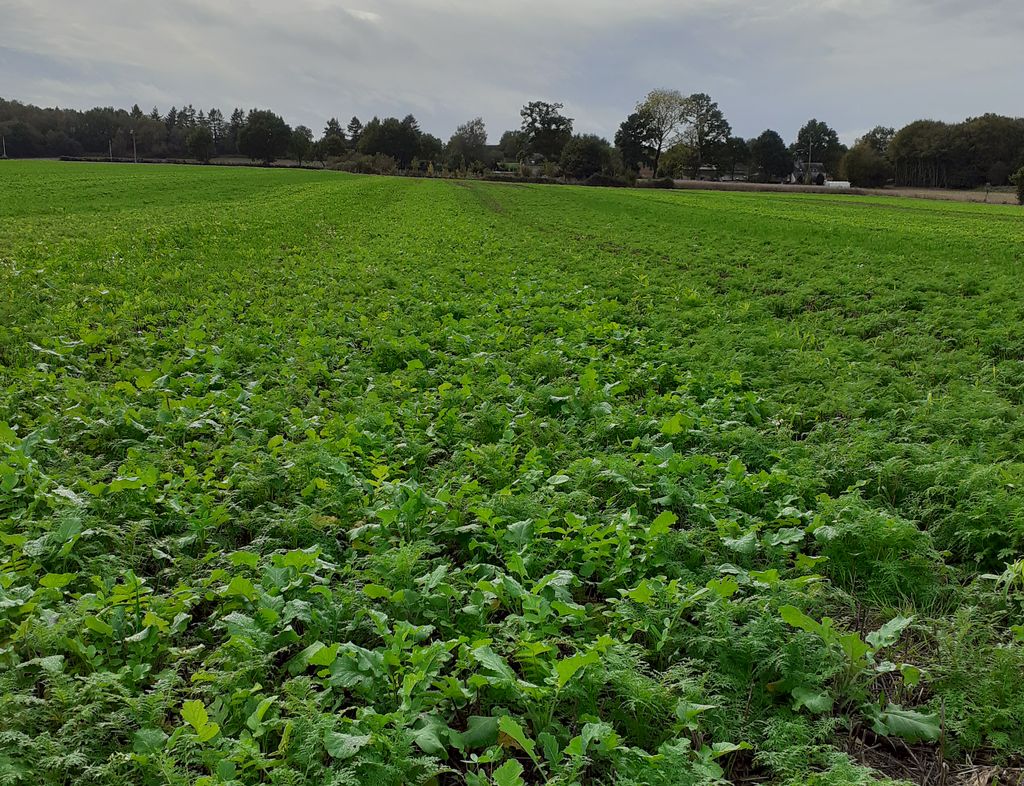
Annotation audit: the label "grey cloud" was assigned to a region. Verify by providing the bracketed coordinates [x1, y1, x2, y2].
[2, 0, 1021, 146]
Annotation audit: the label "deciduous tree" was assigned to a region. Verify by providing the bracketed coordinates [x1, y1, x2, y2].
[749, 129, 792, 182]
[520, 101, 573, 161]
[418, 133, 444, 166]
[498, 130, 525, 162]
[841, 143, 890, 187]
[237, 110, 291, 164]
[859, 126, 895, 155]
[793, 119, 844, 178]
[635, 89, 688, 176]
[186, 124, 214, 163]
[711, 135, 750, 179]
[447, 117, 489, 169]
[614, 109, 656, 173]
[657, 142, 695, 179]
[289, 125, 314, 165]
[681, 92, 731, 177]
[357, 116, 421, 167]
[559, 134, 613, 180]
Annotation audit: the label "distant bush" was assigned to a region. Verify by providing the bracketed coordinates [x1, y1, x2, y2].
[636, 177, 675, 189]
[1013, 166, 1024, 204]
[583, 172, 634, 188]
[328, 153, 398, 175]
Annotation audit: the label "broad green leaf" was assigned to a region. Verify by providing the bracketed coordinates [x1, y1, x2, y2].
[246, 697, 276, 731]
[795, 553, 829, 571]
[497, 715, 538, 764]
[85, 616, 114, 637]
[288, 641, 338, 674]
[649, 510, 677, 536]
[472, 645, 517, 683]
[492, 759, 525, 786]
[324, 731, 371, 760]
[838, 632, 872, 665]
[411, 714, 448, 755]
[661, 413, 686, 436]
[555, 649, 599, 690]
[329, 644, 384, 689]
[308, 644, 338, 667]
[280, 548, 319, 570]
[900, 663, 922, 687]
[675, 700, 715, 730]
[866, 616, 913, 650]
[564, 722, 617, 758]
[622, 580, 656, 604]
[749, 569, 781, 585]
[196, 722, 220, 743]
[710, 741, 752, 758]
[22, 655, 65, 673]
[39, 572, 76, 589]
[538, 731, 561, 764]
[764, 527, 805, 547]
[791, 687, 834, 714]
[451, 716, 499, 751]
[181, 700, 208, 731]
[870, 705, 941, 743]
[134, 370, 161, 390]
[228, 551, 259, 568]
[223, 575, 258, 600]
[707, 576, 739, 598]
[132, 728, 168, 755]
[0, 422, 17, 444]
[779, 605, 821, 634]
[362, 583, 393, 599]
[722, 530, 758, 555]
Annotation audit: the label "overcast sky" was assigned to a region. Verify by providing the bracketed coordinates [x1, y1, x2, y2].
[2, 0, 1022, 145]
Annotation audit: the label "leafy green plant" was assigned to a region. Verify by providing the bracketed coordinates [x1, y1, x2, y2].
[1, 161, 1022, 784]
[780, 606, 939, 742]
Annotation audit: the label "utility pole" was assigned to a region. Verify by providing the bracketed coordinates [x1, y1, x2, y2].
[1, 135, 6, 159]
[109, 139, 113, 161]
[800, 136, 818, 185]
[130, 129, 137, 163]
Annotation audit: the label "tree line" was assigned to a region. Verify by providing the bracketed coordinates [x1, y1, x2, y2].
[2, 95, 1023, 193]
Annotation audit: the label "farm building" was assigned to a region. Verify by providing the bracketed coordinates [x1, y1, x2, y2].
[789, 161, 828, 185]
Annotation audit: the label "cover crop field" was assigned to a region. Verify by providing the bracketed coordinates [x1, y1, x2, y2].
[2, 160, 1024, 786]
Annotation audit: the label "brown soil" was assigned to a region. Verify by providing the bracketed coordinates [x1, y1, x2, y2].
[843, 727, 1024, 786]
[667, 179, 1020, 205]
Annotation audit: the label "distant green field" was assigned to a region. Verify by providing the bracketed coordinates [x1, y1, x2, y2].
[2, 160, 1023, 785]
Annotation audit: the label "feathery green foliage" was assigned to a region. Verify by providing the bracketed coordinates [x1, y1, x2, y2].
[1, 161, 1023, 784]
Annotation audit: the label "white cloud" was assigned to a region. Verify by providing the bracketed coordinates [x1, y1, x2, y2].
[347, 9, 382, 23]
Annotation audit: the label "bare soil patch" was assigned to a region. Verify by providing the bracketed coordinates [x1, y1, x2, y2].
[668, 178, 1020, 205]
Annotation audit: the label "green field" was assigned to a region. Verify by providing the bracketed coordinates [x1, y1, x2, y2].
[2, 160, 1023, 785]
